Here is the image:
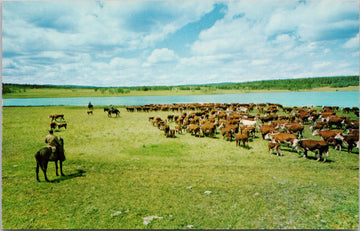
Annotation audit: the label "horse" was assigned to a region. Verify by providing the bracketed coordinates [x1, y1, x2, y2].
[35, 137, 65, 182]
[104, 108, 120, 117]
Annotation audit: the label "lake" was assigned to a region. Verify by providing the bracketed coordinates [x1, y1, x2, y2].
[2, 91, 359, 108]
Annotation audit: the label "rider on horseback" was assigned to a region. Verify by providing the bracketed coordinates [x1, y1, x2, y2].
[88, 101, 93, 110]
[45, 130, 65, 161]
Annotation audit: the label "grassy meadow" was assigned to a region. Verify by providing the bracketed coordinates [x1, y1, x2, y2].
[2, 105, 359, 229]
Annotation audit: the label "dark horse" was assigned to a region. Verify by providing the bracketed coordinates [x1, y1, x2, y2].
[104, 108, 120, 117]
[35, 137, 65, 182]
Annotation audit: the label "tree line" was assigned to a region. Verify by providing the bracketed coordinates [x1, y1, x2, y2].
[2, 76, 358, 94]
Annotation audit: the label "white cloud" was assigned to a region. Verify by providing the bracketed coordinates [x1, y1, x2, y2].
[146, 48, 178, 64]
[2, 0, 359, 86]
[343, 34, 359, 49]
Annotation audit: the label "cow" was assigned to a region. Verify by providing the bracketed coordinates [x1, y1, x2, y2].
[49, 114, 64, 121]
[342, 107, 351, 113]
[268, 141, 281, 156]
[240, 125, 256, 139]
[266, 132, 299, 154]
[259, 115, 278, 124]
[126, 106, 135, 112]
[235, 129, 249, 148]
[175, 125, 182, 134]
[187, 124, 201, 137]
[163, 124, 170, 136]
[201, 122, 216, 137]
[50, 122, 56, 130]
[87, 110, 93, 115]
[221, 126, 234, 141]
[259, 125, 276, 139]
[219, 123, 239, 134]
[217, 112, 227, 121]
[297, 139, 329, 162]
[283, 107, 293, 113]
[310, 121, 327, 131]
[326, 116, 345, 129]
[56, 122, 67, 129]
[240, 119, 257, 127]
[167, 115, 175, 122]
[326, 137, 343, 151]
[312, 130, 343, 141]
[334, 133, 359, 153]
[283, 123, 304, 138]
[345, 120, 359, 130]
[167, 129, 176, 138]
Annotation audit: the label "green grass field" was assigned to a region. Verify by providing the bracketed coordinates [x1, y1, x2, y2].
[2, 106, 359, 229]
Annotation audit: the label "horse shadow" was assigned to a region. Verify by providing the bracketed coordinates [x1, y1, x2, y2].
[50, 169, 86, 183]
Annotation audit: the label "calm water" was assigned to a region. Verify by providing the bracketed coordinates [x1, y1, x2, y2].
[2, 91, 359, 108]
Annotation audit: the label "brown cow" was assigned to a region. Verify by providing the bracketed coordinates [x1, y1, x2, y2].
[87, 110, 93, 115]
[326, 137, 343, 151]
[201, 122, 216, 137]
[312, 130, 342, 141]
[235, 129, 249, 148]
[283, 123, 304, 138]
[221, 127, 234, 141]
[268, 141, 281, 156]
[167, 129, 176, 138]
[56, 122, 67, 129]
[298, 139, 329, 162]
[335, 133, 359, 153]
[259, 125, 276, 139]
[167, 115, 175, 122]
[326, 116, 345, 129]
[175, 125, 182, 134]
[49, 114, 64, 121]
[266, 132, 299, 154]
[240, 125, 256, 139]
[163, 124, 170, 136]
[310, 121, 327, 131]
[187, 124, 201, 137]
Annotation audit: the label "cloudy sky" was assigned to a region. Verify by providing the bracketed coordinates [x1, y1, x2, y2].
[2, 0, 359, 87]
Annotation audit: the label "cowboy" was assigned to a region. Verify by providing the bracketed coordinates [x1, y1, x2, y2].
[45, 130, 61, 159]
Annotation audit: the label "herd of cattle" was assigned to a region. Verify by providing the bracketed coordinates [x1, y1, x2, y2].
[47, 102, 358, 162]
[125, 103, 359, 162]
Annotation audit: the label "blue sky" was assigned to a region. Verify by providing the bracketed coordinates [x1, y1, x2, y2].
[2, 0, 359, 87]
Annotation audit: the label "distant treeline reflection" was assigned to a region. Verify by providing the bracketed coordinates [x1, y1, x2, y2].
[3, 75, 359, 94]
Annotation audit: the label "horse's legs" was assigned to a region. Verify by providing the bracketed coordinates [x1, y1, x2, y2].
[36, 162, 40, 182]
[55, 161, 59, 176]
[60, 161, 65, 176]
[41, 161, 50, 182]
